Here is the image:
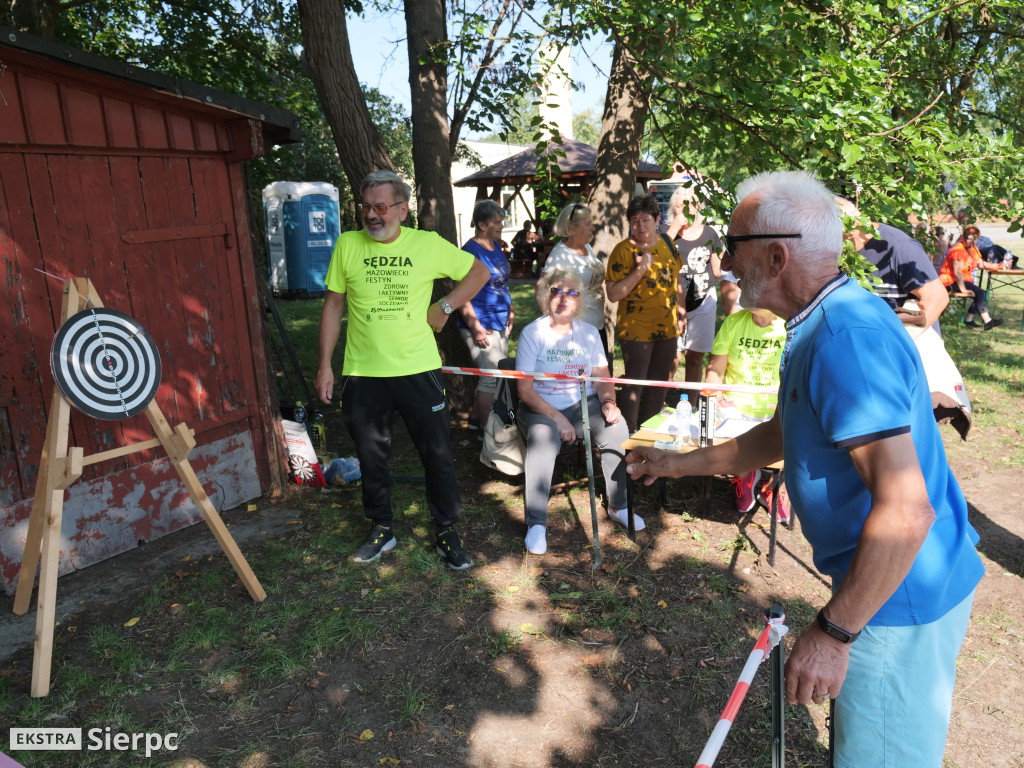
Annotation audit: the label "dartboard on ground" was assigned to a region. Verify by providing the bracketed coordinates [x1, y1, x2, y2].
[50, 307, 162, 420]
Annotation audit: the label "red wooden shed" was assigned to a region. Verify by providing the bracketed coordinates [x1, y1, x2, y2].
[0, 28, 299, 594]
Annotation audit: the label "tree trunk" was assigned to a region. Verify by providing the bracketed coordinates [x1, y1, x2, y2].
[8, 0, 58, 36]
[298, 0, 395, 198]
[404, 0, 473, 413]
[588, 39, 652, 357]
[404, 0, 456, 242]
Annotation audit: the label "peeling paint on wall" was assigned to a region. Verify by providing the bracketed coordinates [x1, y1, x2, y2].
[0, 432, 260, 595]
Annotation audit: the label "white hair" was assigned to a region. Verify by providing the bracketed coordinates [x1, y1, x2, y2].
[735, 171, 843, 266]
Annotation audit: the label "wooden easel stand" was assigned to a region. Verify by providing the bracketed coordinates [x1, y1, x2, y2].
[13, 276, 266, 697]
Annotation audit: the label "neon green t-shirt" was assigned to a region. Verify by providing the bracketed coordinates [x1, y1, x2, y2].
[710, 309, 787, 418]
[324, 228, 474, 377]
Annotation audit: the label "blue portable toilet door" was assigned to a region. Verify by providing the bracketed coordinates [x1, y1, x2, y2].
[301, 195, 340, 294]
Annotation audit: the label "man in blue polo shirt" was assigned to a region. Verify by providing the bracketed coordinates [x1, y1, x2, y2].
[625, 170, 983, 767]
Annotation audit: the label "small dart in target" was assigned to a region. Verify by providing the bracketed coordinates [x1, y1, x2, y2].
[50, 307, 162, 421]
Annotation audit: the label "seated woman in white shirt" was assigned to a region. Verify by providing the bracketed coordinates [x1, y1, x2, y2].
[515, 270, 643, 555]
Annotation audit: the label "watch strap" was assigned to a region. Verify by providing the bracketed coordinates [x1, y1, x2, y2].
[816, 609, 860, 643]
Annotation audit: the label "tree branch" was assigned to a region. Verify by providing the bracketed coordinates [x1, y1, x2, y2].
[449, 0, 518, 151]
[969, 107, 1024, 134]
[58, 0, 98, 11]
[650, 77, 805, 170]
[867, 90, 945, 136]
[950, 27, 994, 110]
[876, 0, 981, 48]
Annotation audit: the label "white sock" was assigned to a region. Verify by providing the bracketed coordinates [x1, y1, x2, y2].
[608, 507, 645, 531]
[525, 524, 547, 554]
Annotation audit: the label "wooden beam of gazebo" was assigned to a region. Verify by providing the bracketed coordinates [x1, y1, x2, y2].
[455, 138, 662, 219]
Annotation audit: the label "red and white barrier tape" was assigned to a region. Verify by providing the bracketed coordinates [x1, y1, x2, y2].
[694, 613, 789, 768]
[440, 365, 777, 395]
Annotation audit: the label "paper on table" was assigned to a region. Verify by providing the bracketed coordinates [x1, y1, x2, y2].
[714, 406, 771, 439]
[644, 405, 768, 440]
[644, 407, 695, 439]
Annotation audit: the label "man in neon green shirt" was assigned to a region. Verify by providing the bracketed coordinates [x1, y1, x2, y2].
[316, 170, 490, 569]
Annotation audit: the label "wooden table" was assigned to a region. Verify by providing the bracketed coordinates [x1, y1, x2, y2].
[979, 267, 1024, 331]
[623, 428, 790, 566]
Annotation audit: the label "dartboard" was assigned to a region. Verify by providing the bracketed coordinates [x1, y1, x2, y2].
[50, 308, 162, 421]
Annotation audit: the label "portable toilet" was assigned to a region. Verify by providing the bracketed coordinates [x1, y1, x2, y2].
[263, 181, 341, 296]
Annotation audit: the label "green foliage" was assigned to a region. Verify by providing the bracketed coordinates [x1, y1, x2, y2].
[480, 95, 541, 143]
[29, 0, 413, 236]
[444, 2, 557, 142]
[533, 126, 569, 223]
[549, 0, 1024, 229]
[838, 215, 882, 290]
[572, 107, 602, 145]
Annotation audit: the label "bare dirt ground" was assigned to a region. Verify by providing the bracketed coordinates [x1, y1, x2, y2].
[2, 397, 1022, 768]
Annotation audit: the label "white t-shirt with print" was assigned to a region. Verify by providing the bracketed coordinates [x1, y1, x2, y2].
[516, 318, 607, 410]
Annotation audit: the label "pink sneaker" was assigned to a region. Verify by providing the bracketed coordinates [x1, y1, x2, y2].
[758, 480, 792, 522]
[732, 469, 762, 513]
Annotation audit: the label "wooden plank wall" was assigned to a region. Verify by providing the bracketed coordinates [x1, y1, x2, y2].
[0, 51, 271, 510]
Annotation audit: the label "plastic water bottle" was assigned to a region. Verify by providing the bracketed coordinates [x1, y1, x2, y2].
[308, 409, 326, 453]
[292, 401, 307, 427]
[674, 401, 693, 446]
[1003, 252, 1013, 270]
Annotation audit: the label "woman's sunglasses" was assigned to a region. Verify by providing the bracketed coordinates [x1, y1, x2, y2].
[550, 287, 580, 297]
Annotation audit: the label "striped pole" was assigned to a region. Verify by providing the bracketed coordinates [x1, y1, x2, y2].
[694, 613, 789, 768]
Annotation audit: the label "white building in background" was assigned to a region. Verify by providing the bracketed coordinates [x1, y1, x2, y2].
[451, 139, 531, 245]
[449, 44, 576, 246]
[538, 43, 574, 142]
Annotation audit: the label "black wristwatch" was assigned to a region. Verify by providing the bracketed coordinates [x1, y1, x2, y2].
[816, 609, 860, 644]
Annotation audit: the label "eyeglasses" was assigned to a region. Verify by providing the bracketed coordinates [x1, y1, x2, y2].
[724, 233, 802, 255]
[550, 287, 581, 298]
[359, 201, 403, 216]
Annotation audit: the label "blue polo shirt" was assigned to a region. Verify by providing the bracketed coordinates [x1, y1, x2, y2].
[778, 276, 983, 626]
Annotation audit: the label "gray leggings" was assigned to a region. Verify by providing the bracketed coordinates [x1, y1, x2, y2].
[517, 395, 629, 527]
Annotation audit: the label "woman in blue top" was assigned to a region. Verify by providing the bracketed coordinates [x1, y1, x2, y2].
[457, 199, 515, 432]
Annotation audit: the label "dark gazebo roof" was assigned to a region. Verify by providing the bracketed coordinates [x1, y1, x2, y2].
[455, 137, 661, 187]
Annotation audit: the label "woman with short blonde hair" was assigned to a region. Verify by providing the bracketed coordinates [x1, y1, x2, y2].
[516, 268, 641, 555]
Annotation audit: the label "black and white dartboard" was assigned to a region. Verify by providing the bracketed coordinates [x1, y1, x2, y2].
[50, 308, 162, 421]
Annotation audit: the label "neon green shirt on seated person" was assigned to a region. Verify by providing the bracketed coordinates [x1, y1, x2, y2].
[324, 228, 474, 377]
[710, 309, 787, 418]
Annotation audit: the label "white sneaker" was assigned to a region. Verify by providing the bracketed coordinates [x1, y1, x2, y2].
[607, 507, 645, 531]
[525, 525, 547, 554]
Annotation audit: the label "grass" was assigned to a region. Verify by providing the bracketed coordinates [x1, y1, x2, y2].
[3, 264, 1019, 768]
[486, 627, 523, 657]
[940, 248, 1024, 469]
